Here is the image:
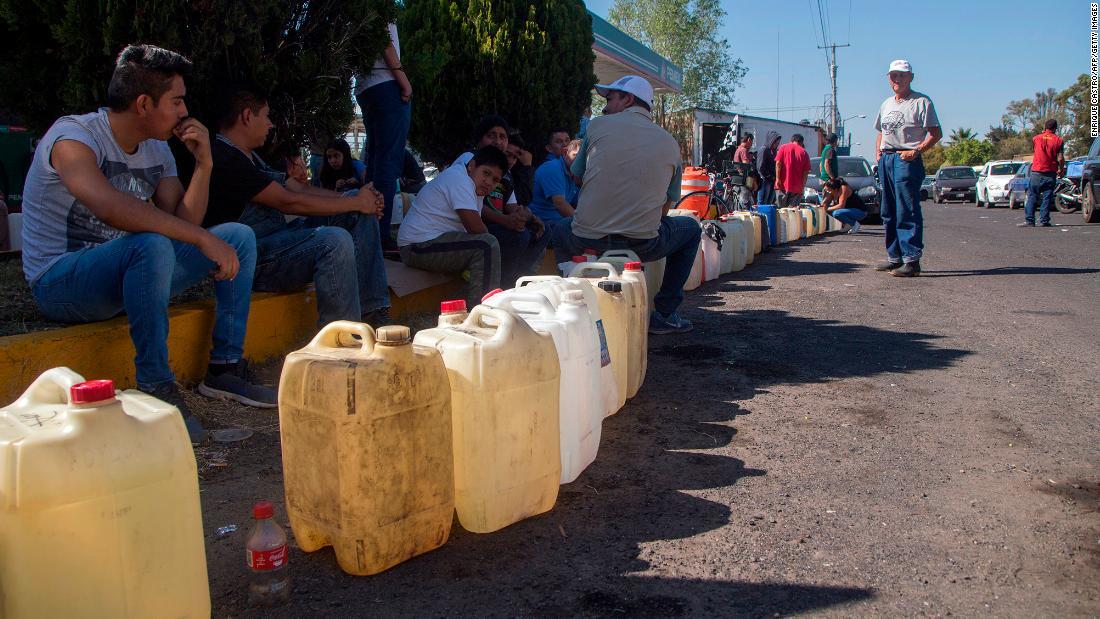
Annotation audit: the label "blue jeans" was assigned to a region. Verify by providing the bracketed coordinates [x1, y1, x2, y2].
[551, 215, 701, 316]
[356, 80, 410, 247]
[757, 182, 776, 207]
[831, 208, 867, 226]
[31, 224, 257, 391]
[252, 212, 390, 326]
[1024, 172, 1056, 225]
[878, 153, 925, 262]
[486, 221, 551, 288]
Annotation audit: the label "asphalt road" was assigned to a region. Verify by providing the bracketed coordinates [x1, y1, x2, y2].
[200, 201, 1099, 617]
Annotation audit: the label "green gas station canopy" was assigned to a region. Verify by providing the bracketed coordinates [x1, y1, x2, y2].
[589, 11, 683, 94]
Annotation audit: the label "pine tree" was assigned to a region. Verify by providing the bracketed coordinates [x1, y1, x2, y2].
[401, 0, 595, 166]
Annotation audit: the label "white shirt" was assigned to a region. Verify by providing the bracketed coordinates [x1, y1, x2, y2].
[397, 163, 482, 246]
[356, 23, 400, 94]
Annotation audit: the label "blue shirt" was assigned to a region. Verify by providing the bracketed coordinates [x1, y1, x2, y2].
[529, 157, 578, 223]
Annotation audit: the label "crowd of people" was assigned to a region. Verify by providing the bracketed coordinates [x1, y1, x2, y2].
[16, 30, 703, 444]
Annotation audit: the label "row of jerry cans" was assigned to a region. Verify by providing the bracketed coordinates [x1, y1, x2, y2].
[666, 209, 766, 291]
[277, 258, 652, 576]
[777, 205, 836, 243]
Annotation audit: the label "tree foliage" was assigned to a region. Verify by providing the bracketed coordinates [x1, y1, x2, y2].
[945, 138, 993, 167]
[401, 0, 595, 166]
[608, 0, 746, 127]
[922, 144, 946, 174]
[947, 128, 976, 144]
[0, 0, 397, 151]
[1056, 74, 1092, 156]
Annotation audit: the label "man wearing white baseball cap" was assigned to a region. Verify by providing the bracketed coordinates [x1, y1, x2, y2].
[550, 75, 701, 334]
[873, 59, 942, 277]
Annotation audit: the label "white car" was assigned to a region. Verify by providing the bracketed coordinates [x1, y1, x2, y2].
[976, 160, 1025, 208]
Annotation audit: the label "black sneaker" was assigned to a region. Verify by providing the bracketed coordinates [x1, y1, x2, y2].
[198, 360, 277, 408]
[1039, 222, 1053, 227]
[875, 260, 903, 271]
[892, 261, 921, 277]
[362, 307, 392, 329]
[146, 382, 208, 445]
[648, 311, 694, 335]
[1017, 222, 1034, 227]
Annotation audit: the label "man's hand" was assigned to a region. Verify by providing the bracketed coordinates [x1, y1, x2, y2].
[173, 118, 212, 168]
[197, 232, 240, 281]
[528, 214, 545, 238]
[350, 185, 382, 216]
[900, 149, 919, 161]
[365, 182, 385, 219]
[507, 211, 527, 232]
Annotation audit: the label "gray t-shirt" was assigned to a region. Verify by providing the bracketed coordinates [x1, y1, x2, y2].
[874, 90, 940, 150]
[21, 109, 177, 282]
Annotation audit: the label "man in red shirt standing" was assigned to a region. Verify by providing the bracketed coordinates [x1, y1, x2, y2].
[774, 133, 811, 207]
[1019, 119, 1065, 227]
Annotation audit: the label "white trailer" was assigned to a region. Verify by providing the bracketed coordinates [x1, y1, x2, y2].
[677, 108, 824, 167]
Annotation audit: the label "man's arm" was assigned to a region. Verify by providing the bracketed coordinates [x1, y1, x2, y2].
[824, 153, 836, 179]
[874, 133, 883, 161]
[774, 157, 784, 189]
[252, 179, 380, 217]
[153, 118, 212, 225]
[382, 28, 412, 102]
[902, 127, 942, 162]
[481, 203, 526, 231]
[457, 209, 488, 234]
[51, 140, 239, 279]
[551, 195, 575, 217]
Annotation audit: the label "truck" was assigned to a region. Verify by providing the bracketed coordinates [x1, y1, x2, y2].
[667, 108, 825, 167]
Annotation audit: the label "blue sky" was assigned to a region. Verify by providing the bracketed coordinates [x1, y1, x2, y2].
[584, 0, 1087, 160]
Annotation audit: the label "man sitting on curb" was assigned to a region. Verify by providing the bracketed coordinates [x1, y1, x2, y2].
[204, 85, 391, 328]
[397, 146, 507, 306]
[20, 45, 276, 444]
[550, 75, 701, 335]
[452, 116, 548, 288]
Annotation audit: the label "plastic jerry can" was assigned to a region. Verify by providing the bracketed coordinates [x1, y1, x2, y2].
[486, 291, 603, 484]
[727, 212, 758, 262]
[813, 206, 826, 234]
[780, 208, 801, 242]
[799, 208, 814, 238]
[755, 204, 779, 246]
[594, 281, 629, 415]
[414, 306, 560, 533]
[0, 368, 209, 618]
[602, 249, 663, 312]
[700, 222, 722, 282]
[278, 322, 454, 575]
[567, 262, 646, 402]
[717, 217, 747, 274]
[667, 209, 704, 290]
[516, 275, 617, 417]
[620, 262, 649, 398]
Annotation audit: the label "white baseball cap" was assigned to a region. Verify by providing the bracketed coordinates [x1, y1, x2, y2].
[888, 59, 913, 73]
[594, 75, 654, 107]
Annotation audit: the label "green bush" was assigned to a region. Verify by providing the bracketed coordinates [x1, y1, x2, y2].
[0, 0, 397, 149]
[401, 0, 595, 166]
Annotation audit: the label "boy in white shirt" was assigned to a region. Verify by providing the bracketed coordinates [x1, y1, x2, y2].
[397, 146, 507, 304]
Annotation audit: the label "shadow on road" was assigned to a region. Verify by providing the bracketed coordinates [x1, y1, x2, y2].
[921, 266, 1100, 278]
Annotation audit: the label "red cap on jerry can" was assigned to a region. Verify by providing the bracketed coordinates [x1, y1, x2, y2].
[571, 256, 587, 263]
[624, 261, 643, 271]
[481, 288, 504, 302]
[70, 380, 115, 404]
[440, 299, 467, 314]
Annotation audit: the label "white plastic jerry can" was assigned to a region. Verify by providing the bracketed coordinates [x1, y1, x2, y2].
[487, 291, 603, 484]
[0, 368, 210, 618]
[620, 262, 650, 398]
[601, 250, 664, 312]
[594, 281, 629, 415]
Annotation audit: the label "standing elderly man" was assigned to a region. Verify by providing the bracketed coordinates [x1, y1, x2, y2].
[550, 75, 700, 335]
[874, 59, 942, 277]
[774, 134, 810, 207]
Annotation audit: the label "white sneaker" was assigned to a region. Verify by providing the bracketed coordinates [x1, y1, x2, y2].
[848, 222, 862, 234]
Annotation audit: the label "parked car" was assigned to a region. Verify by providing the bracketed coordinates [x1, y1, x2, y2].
[1079, 136, 1100, 223]
[932, 166, 978, 203]
[804, 156, 882, 224]
[920, 175, 934, 200]
[975, 160, 1025, 207]
[1005, 163, 1031, 210]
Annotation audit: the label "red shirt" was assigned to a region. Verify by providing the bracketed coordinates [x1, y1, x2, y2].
[775, 142, 811, 193]
[1031, 130, 1064, 173]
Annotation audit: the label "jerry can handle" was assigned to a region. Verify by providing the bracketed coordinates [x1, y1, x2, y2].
[13, 367, 87, 407]
[464, 305, 517, 338]
[569, 261, 618, 279]
[515, 275, 561, 289]
[600, 249, 639, 260]
[490, 291, 555, 318]
[307, 320, 377, 353]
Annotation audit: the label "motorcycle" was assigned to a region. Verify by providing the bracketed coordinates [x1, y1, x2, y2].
[1055, 158, 1085, 213]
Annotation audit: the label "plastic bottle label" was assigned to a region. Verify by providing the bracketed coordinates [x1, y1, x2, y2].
[247, 544, 288, 571]
[595, 319, 610, 367]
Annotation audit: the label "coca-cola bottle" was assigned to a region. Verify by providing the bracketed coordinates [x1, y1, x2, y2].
[245, 500, 290, 605]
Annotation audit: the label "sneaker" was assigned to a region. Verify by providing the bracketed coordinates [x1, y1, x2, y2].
[198, 360, 277, 408]
[874, 260, 903, 271]
[892, 261, 921, 277]
[362, 307, 392, 329]
[1017, 221, 1034, 227]
[146, 382, 208, 445]
[648, 311, 694, 335]
[1039, 222, 1052, 227]
[848, 222, 862, 234]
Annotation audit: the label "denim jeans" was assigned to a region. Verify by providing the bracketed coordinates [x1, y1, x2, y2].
[831, 208, 867, 226]
[757, 182, 776, 207]
[486, 221, 551, 288]
[356, 80, 410, 247]
[31, 223, 257, 391]
[1024, 171, 1057, 225]
[252, 212, 390, 326]
[551, 215, 701, 316]
[878, 153, 925, 262]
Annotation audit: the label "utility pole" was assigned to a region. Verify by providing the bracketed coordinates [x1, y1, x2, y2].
[817, 42, 850, 136]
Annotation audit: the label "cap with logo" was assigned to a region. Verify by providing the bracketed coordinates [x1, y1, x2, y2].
[594, 75, 654, 107]
[888, 59, 912, 73]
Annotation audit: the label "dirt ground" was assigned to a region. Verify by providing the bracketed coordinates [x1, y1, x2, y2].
[187, 202, 1099, 617]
